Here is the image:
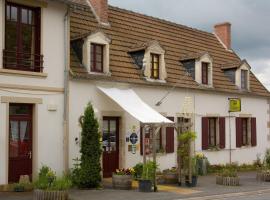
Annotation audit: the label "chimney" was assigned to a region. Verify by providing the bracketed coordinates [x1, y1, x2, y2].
[214, 22, 231, 49]
[89, 0, 109, 25]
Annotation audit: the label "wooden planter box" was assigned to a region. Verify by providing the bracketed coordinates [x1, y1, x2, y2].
[216, 176, 240, 186]
[33, 190, 68, 200]
[112, 174, 132, 190]
[256, 172, 270, 182]
[163, 172, 178, 184]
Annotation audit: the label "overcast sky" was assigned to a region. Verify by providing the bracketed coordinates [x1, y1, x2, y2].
[108, 0, 270, 90]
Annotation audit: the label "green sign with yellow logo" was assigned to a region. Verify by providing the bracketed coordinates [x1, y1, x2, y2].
[229, 98, 241, 112]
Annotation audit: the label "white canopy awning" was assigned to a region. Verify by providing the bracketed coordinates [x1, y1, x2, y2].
[98, 87, 174, 125]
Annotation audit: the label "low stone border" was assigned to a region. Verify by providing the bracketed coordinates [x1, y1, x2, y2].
[216, 176, 240, 186]
[33, 189, 68, 200]
[256, 172, 270, 182]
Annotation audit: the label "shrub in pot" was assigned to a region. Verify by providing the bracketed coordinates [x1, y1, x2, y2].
[112, 168, 134, 190]
[257, 149, 270, 181]
[138, 161, 157, 192]
[33, 165, 72, 200]
[185, 157, 198, 187]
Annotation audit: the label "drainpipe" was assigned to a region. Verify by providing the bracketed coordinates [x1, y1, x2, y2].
[63, 6, 70, 172]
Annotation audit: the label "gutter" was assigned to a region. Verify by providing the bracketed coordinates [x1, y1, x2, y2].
[63, 5, 70, 172]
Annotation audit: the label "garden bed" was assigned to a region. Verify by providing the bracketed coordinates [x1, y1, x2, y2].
[216, 176, 240, 186]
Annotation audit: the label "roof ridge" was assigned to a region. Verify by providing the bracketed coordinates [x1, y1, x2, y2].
[108, 5, 215, 37]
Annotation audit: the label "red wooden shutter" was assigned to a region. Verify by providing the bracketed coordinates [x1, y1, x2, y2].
[219, 117, 226, 149]
[166, 117, 174, 153]
[251, 117, 257, 146]
[236, 118, 242, 147]
[202, 117, 209, 150]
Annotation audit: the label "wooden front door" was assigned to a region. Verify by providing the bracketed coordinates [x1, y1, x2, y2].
[102, 117, 119, 178]
[9, 104, 33, 183]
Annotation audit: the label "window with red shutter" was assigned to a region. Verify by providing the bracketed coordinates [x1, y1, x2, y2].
[166, 117, 174, 153]
[219, 117, 226, 149]
[236, 117, 243, 147]
[251, 118, 257, 146]
[202, 117, 209, 150]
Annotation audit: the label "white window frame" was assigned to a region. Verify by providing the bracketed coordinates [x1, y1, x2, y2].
[142, 41, 167, 82]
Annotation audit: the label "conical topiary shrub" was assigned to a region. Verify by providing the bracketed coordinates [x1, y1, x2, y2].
[76, 102, 102, 188]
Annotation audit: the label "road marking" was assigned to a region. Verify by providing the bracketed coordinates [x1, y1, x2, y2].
[174, 188, 270, 200]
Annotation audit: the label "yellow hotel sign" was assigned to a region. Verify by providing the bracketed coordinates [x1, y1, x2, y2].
[229, 98, 241, 112]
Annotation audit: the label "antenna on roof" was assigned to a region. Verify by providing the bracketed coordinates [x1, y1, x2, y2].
[155, 71, 191, 106]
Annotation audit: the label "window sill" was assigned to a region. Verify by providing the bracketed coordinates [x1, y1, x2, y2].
[89, 71, 111, 76]
[0, 68, 47, 78]
[144, 77, 166, 83]
[199, 84, 214, 89]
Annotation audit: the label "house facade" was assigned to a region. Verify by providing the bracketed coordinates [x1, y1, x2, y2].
[0, 0, 70, 184]
[68, 0, 270, 178]
[0, 0, 269, 185]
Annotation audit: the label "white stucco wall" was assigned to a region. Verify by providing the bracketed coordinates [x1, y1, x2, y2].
[0, 0, 66, 88]
[0, 1, 67, 184]
[69, 80, 269, 172]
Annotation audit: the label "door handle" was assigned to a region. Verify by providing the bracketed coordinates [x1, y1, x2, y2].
[28, 151, 32, 159]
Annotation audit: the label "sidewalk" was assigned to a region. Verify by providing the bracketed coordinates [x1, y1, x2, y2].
[1, 172, 270, 200]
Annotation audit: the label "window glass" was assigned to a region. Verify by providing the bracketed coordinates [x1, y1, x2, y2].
[242, 118, 248, 145]
[151, 54, 159, 79]
[21, 8, 28, 24]
[202, 62, 209, 84]
[10, 6, 17, 21]
[90, 43, 103, 72]
[208, 118, 216, 146]
[241, 70, 248, 89]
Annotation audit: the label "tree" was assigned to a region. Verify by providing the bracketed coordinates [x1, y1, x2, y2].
[76, 102, 102, 188]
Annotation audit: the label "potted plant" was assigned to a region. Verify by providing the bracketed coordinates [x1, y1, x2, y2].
[178, 131, 197, 187]
[133, 163, 143, 180]
[216, 165, 239, 186]
[33, 165, 72, 200]
[138, 161, 157, 192]
[196, 152, 209, 176]
[112, 168, 134, 190]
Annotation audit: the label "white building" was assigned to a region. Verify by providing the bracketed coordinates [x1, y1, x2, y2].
[0, 0, 269, 185]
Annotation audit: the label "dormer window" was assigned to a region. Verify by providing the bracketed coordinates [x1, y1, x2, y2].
[151, 54, 160, 79]
[81, 31, 111, 75]
[241, 69, 248, 90]
[91, 43, 104, 73]
[180, 52, 213, 86]
[221, 60, 250, 91]
[129, 40, 167, 82]
[202, 62, 209, 85]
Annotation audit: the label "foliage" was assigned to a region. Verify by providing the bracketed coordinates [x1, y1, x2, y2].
[71, 102, 102, 188]
[133, 163, 144, 179]
[218, 165, 238, 178]
[141, 161, 158, 181]
[114, 168, 135, 175]
[34, 165, 71, 191]
[264, 149, 270, 168]
[208, 162, 260, 174]
[178, 131, 197, 176]
[163, 167, 177, 173]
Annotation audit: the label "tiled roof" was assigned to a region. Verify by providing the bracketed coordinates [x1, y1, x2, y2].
[180, 51, 209, 61]
[69, 5, 270, 97]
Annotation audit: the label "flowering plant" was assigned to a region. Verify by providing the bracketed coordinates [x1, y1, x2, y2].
[115, 168, 135, 175]
[195, 152, 206, 159]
